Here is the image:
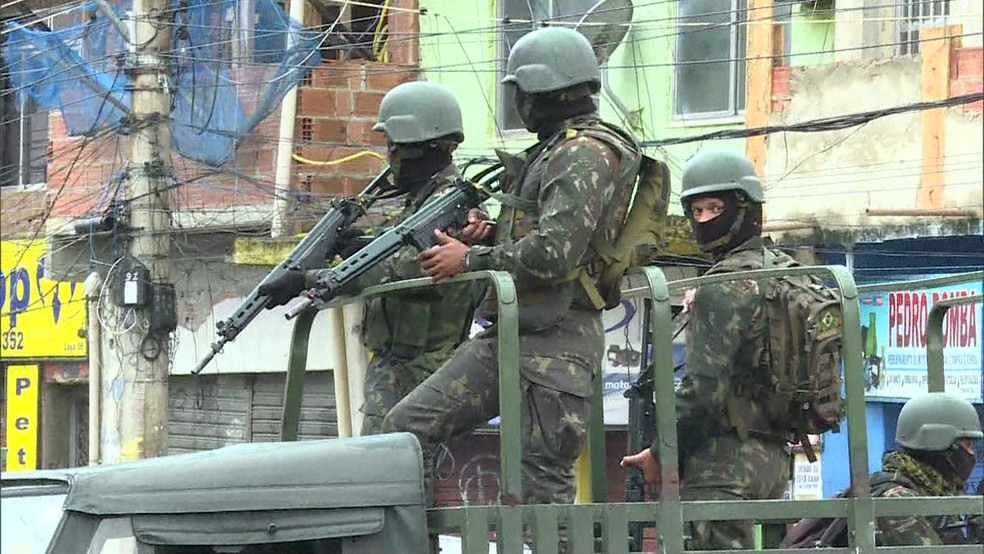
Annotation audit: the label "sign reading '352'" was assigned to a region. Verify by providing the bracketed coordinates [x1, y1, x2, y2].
[1, 240, 87, 359]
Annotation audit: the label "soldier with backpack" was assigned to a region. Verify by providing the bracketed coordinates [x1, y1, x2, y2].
[382, 26, 655, 505]
[782, 392, 983, 547]
[621, 149, 845, 550]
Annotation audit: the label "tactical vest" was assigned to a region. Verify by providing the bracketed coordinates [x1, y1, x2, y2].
[363, 169, 481, 357]
[484, 117, 641, 330]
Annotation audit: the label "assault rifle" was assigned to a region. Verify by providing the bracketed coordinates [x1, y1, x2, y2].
[191, 168, 393, 375]
[624, 302, 688, 551]
[284, 178, 490, 319]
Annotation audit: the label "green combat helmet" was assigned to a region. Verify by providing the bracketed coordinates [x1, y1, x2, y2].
[679, 149, 765, 208]
[896, 392, 983, 451]
[501, 26, 601, 94]
[373, 81, 464, 144]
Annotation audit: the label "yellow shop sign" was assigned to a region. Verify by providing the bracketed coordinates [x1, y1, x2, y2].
[1, 240, 87, 359]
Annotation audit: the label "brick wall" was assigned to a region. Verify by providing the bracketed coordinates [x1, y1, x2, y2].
[951, 46, 983, 111]
[772, 45, 983, 115]
[0, 188, 47, 237]
[771, 65, 792, 114]
[45, 1, 420, 229]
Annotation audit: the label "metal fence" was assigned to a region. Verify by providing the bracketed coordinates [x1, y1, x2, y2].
[280, 267, 984, 553]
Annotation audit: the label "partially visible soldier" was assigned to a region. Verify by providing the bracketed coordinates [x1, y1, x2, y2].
[621, 149, 792, 550]
[781, 392, 983, 547]
[382, 26, 642, 505]
[883, 393, 982, 546]
[258, 81, 484, 435]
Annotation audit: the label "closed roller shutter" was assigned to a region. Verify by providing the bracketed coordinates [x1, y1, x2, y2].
[168, 372, 337, 453]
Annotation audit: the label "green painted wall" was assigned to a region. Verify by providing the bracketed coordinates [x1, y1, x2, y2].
[416, 1, 834, 214]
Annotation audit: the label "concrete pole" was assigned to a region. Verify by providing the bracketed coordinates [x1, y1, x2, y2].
[102, 0, 174, 462]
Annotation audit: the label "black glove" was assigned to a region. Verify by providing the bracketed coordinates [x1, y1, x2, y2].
[330, 226, 372, 259]
[257, 269, 307, 308]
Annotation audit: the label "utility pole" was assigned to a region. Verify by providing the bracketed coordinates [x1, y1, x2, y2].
[100, 0, 175, 463]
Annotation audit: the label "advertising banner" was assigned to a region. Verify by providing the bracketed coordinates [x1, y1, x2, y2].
[601, 298, 686, 425]
[859, 278, 982, 402]
[5, 364, 40, 471]
[1, 240, 87, 359]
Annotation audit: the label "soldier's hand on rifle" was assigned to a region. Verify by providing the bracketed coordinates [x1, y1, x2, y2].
[419, 229, 468, 280]
[457, 208, 494, 245]
[258, 270, 307, 308]
[333, 226, 371, 259]
[621, 447, 662, 488]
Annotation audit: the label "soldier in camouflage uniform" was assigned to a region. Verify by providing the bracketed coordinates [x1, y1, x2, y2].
[258, 81, 483, 435]
[871, 393, 981, 546]
[381, 26, 642, 505]
[622, 149, 793, 550]
[781, 392, 982, 547]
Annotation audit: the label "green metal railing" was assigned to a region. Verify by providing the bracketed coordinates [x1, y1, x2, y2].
[280, 266, 984, 553]
[279, 270, 526, 501]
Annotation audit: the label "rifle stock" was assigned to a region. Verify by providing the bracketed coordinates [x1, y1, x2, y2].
[285, 178, 489, 319]
[191, 168, 393, 374]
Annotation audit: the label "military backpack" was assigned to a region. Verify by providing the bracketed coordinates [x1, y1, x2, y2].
[754, 253, 846, 462]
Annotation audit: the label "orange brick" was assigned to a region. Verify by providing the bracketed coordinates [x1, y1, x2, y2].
[305, 175, 355, 197]
[954, 47, 983, 80]
[311, 118, 348, 144]
[347, 118, 386, 145]
[298, 88, 337, 116]
[365, 65, 418, 92]
[309, 64, 360, 89]
[353, 91, 385, 117]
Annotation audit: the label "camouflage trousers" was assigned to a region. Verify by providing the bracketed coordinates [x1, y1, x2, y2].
[360, 347, 456, 436]
[381, 331, 593, 505]
[681, 432, 790, 550]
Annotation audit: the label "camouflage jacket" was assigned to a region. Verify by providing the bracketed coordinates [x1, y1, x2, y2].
[309, 164, 484, 357]
[660, 237, 795, 458]
[875, 451, 967, 546]
[466, 116, 639, 395]
[468, 115, 638, 324]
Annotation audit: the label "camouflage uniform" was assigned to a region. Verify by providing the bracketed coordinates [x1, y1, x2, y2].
[656, 236, 792, 550]
[310, 164, 484, 435]
[874, 451, 967, 546]
[383, 115, 640, 504]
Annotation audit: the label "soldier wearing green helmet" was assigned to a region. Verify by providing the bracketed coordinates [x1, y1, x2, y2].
[385, 25, 643, 506]
[782, 392, 983, 547]
[259, 81, 484, 436]
[623, 148, 796, 550]
[873, 392, 982, 545]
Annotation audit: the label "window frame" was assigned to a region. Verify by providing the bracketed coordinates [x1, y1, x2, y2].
[0, 47, 49, 189]
[895, 0, 950, 56]
[672, 0, 748, 121]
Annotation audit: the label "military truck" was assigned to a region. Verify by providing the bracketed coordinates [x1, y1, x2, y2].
[3, 268, 981, 553]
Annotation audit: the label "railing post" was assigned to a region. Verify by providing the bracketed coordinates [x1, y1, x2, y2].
[633, 266, 685, 554]
[926, 294, 983, 393]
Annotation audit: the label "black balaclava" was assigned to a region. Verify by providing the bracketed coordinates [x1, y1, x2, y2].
[388, 142, 454, 199]
[912, 443, 978, 490]
[513, 86, 597, 140]
[686, 190, 763, 259]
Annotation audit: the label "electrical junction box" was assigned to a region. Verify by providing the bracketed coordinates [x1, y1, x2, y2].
[116, 265, 150, 307]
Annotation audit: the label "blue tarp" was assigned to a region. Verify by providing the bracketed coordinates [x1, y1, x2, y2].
[2, 0, 321, 167]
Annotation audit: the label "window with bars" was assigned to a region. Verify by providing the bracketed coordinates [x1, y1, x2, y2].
[897, 0, 950, 56]
[0, 50, 49, 188]
[674, 0, 748, 119]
